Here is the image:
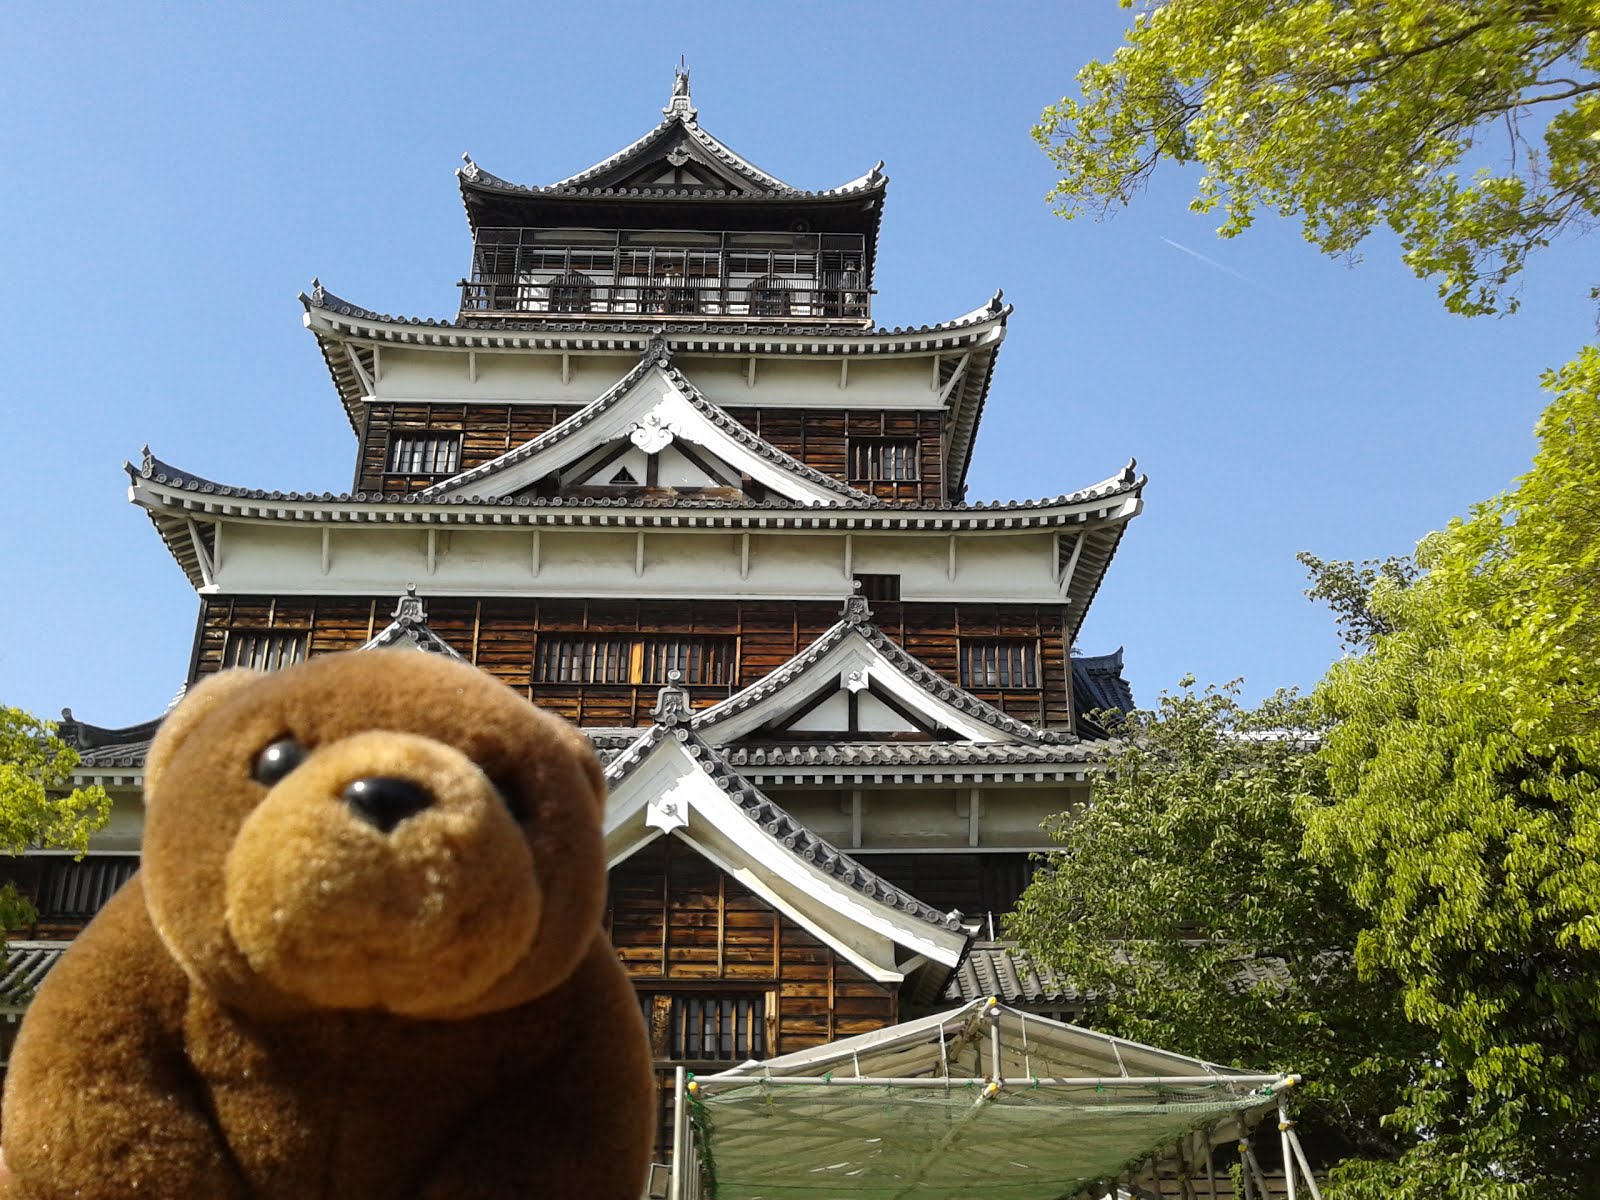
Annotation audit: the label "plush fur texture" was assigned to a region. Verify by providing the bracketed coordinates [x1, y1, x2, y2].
[1, 653, 655, 1199]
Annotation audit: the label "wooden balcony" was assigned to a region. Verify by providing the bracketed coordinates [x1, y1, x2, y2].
[459, 227, 872, 324]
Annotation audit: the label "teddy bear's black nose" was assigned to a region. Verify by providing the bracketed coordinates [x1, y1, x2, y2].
[342, 777, 433, 833]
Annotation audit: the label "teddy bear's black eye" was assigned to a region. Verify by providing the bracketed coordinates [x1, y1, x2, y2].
[253, 738, 307, 786]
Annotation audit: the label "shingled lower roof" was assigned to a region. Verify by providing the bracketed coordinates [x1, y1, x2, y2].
[604, 687, 970, 980]
[1, 943, 70, 1010]
[694, 594, 1081, 748]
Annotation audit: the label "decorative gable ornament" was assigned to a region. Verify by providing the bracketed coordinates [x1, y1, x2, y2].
[628, 409, 679, 455]
[664, 62, 697, 122]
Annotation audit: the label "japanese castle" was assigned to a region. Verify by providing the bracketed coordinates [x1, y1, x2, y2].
[7, 69, 1172, 1185]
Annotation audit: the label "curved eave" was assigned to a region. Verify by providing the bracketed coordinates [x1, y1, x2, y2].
[130, 446, 1143, 594]
[459, 167, 888, 206]
[301, 288, 1009, 436]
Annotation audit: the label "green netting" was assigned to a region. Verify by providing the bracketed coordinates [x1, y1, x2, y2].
[694, 1081, 1265, 1199]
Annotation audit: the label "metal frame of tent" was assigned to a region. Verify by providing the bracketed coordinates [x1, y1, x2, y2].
[668, 999, 1323, 1200]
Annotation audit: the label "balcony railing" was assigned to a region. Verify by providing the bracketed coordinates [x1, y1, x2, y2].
[460, 276, 868, 321]
[459, 227, 872, 323]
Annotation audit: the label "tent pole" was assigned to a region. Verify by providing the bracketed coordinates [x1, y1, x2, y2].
[1279, 1101, 1298, 1200]
[1201, 1129, 1217, 1199]
[1242, 1142, 1272, 1197]
[1236, 1143, 1255, 1200]
[1286, 1125, 1324, 1200]
[670, 1066, 687, 1200]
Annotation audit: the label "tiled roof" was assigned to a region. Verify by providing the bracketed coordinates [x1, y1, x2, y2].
[131, 447, 1141, 516]
[58, 711, 164, 772]
[1073, 649, 1134, 719]
[943, 942, 1293, 1006]
[608, 693, 965, 935]
[360, 588, 466, 659]
[722, 741, 1104, 770]
[419, 340, 874, 505]
[1, 943, 69, 1008]
[456, 73, 885, 204]
[693, 594, 1079, 747]
[943, 941, 1085, 1006]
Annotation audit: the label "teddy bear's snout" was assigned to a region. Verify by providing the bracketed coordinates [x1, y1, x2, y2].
[342, 776, 433, 833]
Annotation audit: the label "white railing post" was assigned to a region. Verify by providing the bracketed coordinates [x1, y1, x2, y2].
[669, 1067, 687, 1200]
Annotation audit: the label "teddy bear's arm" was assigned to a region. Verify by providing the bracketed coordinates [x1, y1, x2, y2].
[0, 877, 250, 1200]
[418, 937, 657, 1200]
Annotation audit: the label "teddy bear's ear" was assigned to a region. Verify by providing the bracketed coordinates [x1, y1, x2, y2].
[145, 669, 264, 798]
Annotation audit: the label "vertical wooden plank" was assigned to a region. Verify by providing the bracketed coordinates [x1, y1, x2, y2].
[660, 840, 673, 978]
[716, 873, 726, 976]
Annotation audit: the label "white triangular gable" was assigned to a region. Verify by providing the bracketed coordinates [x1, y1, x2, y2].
[694, 624, 1032, 747]
[425, 363, 859, 506]
[603, 732, 967, 981]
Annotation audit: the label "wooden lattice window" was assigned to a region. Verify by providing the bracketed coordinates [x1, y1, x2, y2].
[641, 992, 770, 1063]
[534, 637, 734, 686]
[853, 574, 901, 602]
[33, 857, 138, 920]
[388, 434, 461, 476]
[960, 641, 1039, 689]
[850, 438, 919, 482]
[222, 630, 308, 672]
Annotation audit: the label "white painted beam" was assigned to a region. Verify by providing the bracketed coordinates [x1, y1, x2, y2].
[185, 519, 214, 587]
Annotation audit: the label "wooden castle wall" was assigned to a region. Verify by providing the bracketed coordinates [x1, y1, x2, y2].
[353, 402, 946, 501]
[356, 402, 577, 493]
[609, 838, 897, 1052]
[191, 596, 1074, 729]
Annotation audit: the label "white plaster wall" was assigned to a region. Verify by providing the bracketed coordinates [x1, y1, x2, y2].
[680, 355, 942, 410]
[87, 792, 144, 852]
[365, 345, 945, 412]
[767, 783, 1087, 852]
[209, 521, 1066, 604]
[373, 347, 636, 405]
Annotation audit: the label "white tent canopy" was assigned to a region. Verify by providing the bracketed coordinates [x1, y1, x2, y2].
[670, 1001, 1312, 1200]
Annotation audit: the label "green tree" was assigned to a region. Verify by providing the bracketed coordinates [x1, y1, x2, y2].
[0, 706, 112, 933]
[1007, 682, 1427, 1169]
[1302, 349, 1600, 1197]
[1037, 0, 1599, 315]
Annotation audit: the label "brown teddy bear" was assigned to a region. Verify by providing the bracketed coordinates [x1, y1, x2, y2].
[1, 652, 655, 1199]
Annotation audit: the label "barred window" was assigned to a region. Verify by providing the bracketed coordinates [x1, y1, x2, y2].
[853, 574, 901, 602]
[533, 636, 734, 686]
[222, 630, 307, 672]
[388, 434, 461, 476]
[960, 640, 1039, 689]
[850, 438, 919, 482]
[641, 992, 768, 1062]
[35, 857, 138, 920]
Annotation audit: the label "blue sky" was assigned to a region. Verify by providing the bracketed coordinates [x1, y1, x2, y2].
[2, 2, 1592, 727]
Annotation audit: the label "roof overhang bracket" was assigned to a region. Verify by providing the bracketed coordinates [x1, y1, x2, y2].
[185, 518, 214, 588]
[344, 344, 376, 397]
[938, 352, 971, 405]
[1057, 531, 1086, 598]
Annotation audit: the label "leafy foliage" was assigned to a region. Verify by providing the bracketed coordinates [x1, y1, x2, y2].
[1036, 1, 1600, 315]
[0, 706, 111, 932]
[1007, 681, 1426, 1164]
[1297, 552, 1418, 652]
[1303, 349, 1600, 1196]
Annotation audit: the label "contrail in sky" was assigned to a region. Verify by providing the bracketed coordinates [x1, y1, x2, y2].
[1159, 236, 1256, 285]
